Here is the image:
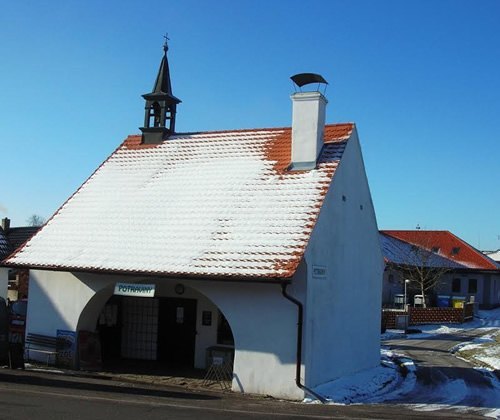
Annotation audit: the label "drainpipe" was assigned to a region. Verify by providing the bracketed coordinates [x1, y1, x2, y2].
[281, 282, 327, 403]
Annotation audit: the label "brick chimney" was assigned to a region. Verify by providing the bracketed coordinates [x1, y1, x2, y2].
[289, 73, 328, 171]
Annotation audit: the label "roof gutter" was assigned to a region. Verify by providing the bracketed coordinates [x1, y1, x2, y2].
[280, 282, 326, 403]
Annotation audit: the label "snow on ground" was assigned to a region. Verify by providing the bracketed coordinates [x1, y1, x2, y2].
[308, 307, 500, 416]
[307, 349, 416, 405]
[452, 333, 500, 370]
[406, 307, 500, 371]
[307, 349, 414, 405]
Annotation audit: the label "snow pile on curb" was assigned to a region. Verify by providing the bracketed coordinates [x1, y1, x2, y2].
[306, 349, 415, 404]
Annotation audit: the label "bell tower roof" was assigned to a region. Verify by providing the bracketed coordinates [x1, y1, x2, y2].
[140, 36, 181, 144]
[143, 38, 181, 103]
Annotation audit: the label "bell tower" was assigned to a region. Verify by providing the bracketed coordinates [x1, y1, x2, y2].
[140, 36, 181, 144]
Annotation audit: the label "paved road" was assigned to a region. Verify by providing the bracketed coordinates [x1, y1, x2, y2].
[0, 369, 476, 420]
[383, 328, 499, 415]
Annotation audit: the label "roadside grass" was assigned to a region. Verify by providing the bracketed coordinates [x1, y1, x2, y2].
[455, 330, 500, 370]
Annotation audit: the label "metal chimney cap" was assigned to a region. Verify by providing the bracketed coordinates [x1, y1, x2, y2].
[290, 73, 328, 88]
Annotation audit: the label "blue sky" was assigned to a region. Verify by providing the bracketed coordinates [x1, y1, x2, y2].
[1, 0, 499, 250]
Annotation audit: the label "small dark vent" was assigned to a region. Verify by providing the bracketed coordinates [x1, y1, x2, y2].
[451, 247, 460, 255]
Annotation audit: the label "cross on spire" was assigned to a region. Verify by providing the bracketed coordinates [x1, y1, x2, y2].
[163, 33, 170, 53]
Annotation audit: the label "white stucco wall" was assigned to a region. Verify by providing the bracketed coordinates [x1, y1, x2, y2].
[492, 274, 500, 308]
[193, 279, 304, 400]
[26, 269, 305, 400]
[434, 273, 483, 303]
[303, 127, 384, 388]
[27, 270, 112, 336]
[0, 267, 8, 300]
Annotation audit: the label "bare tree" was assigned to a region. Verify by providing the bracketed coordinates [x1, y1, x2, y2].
[387, 232, 452, 308]
[395, 259, 449, 307]
[26, 214, 45, 227]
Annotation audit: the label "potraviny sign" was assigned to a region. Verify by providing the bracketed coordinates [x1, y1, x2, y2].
[114, 283, 156, 297]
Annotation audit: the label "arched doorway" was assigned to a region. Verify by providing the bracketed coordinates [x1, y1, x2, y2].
[77, 281, 235, 373]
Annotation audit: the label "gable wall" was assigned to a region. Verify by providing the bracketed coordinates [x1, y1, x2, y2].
[303, 128, 384, 388]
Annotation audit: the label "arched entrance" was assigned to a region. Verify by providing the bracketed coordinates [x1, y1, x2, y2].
[77, 281, 235, 373]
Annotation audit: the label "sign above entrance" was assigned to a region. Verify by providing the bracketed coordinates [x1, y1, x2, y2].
[114, 283, 156, 298]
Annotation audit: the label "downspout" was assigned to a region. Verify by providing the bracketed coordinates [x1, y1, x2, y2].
[281, 282, 327, 403]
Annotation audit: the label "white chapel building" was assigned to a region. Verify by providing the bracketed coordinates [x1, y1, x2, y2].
[4, 42, 383, 400]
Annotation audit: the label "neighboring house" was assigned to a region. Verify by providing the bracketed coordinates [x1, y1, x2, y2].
[381, 230, 500, 309]
[0, 218, 40, 301]
[0, 219, 13, 299]
[3, 43, 383, 400]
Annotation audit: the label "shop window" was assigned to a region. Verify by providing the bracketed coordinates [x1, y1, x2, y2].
[468, 279, 477, 294]
[217, 310, 234, 346]
[452, 278, 461, 293]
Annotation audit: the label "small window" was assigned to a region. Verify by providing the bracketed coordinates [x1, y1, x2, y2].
[452, 278, 461, 293]
[451, 247, 460, 255]
[468, 279, 477, 294]
[431, 247, 440, 253]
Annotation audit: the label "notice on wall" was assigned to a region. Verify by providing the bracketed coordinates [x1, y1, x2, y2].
[114, 283, 156, 298]
[312, 265, 327, 278]
[56, 329, 77, 369]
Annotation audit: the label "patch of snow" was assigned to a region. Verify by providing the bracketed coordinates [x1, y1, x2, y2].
[380, 329, 406, 340]
[312, 364, 399, 404]
[307, 349, 416, 405]
[412, 378, 468, 408]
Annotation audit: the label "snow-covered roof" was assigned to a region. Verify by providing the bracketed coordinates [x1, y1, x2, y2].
[380, 233, 466, 269]
[4, 124, 353, 279]
[381, 230, 499, 271]
[484, 250, 500, 264]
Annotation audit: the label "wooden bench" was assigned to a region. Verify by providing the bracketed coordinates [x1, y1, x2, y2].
[25, 333, 57, 366]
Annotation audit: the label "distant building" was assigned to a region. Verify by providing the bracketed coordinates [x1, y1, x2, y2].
[4, 42, 383, 400]
[0, 219, 12, 299]
[381, 230, 500, 308]
[0, 217, 40, 300]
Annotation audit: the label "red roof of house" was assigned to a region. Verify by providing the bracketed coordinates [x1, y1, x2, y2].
[381, 230, 498, 270]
